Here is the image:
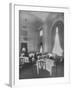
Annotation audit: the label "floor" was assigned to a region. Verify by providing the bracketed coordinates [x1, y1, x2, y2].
[19, 62, 64, 79]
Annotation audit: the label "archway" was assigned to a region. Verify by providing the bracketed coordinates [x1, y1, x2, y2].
[51, 21, 64, 56]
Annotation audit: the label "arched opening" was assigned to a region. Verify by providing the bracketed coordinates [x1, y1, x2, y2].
[51, 21, 64, 56]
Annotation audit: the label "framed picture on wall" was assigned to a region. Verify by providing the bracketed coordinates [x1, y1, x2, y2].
[9, 3, 70, 87]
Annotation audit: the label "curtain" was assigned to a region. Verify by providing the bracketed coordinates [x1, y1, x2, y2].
[51, 21, 64, 53]
[58, 22, 64, 50]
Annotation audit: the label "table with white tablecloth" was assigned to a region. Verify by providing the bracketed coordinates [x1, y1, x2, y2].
[36, 58, 55, 76]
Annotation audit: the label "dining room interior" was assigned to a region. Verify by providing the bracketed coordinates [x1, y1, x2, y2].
[19, 10, 64, 79]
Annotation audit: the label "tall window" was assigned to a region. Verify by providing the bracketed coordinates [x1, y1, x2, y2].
[52, 27, 63, 56]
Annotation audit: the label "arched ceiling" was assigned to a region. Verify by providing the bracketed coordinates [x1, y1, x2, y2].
[19, 10, 43, 30]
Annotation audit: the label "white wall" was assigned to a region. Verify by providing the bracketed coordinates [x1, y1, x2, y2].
[0, 0, 72, 89]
